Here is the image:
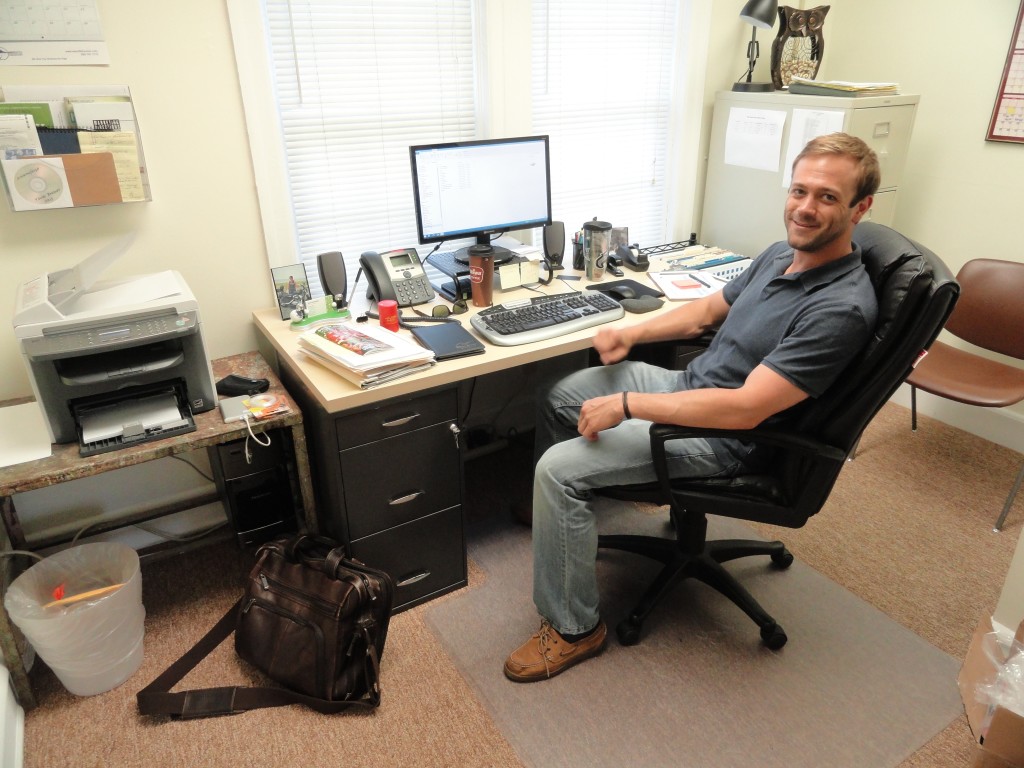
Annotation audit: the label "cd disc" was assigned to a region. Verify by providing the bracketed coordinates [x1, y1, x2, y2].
[14, 161, 65, 205]
[246, 394, 278, 408]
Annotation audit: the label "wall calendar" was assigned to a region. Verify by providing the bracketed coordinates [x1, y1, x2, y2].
[988, 0, 1024, 143]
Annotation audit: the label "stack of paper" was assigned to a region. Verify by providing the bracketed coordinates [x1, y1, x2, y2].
[787, 77, 899, 97]
[297, 322, 435, 388]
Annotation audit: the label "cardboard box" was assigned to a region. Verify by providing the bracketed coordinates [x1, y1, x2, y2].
[959, 616, 1024, 768]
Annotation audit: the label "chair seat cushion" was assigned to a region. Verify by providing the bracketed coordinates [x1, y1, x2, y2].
[907, 340, 1024, 407]
[601, 474, 787, 506]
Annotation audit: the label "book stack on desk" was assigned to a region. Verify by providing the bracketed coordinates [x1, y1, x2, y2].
[297, 322, 435, 389]
[787, 77, 899, 97]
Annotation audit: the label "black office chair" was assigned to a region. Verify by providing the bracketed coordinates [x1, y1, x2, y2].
[596, 222, 960, 649]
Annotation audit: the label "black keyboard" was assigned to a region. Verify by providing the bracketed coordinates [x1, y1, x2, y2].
[426, 250, 470, 277]
[471, 292, 624, 346]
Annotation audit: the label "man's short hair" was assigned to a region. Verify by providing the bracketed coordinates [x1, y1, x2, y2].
[792, 132, 881, 206]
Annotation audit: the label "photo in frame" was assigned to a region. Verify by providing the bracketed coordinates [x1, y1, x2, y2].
[272, 263, 311, 320]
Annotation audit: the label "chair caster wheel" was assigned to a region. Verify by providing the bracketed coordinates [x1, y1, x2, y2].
[616, 618, 642, 646]
[770, 547, 794, 569]
[760, 623, 787, 650]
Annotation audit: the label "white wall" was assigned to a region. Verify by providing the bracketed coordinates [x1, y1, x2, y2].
[0, 0, 271, 403]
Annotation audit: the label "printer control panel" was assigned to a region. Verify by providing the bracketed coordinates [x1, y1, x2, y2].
[24, 310, 199, 360]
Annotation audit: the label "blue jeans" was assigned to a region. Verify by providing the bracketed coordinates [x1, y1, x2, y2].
[531, 361, 742, 636]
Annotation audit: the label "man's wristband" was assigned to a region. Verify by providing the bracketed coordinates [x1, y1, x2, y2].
[622, 391, 632, 420]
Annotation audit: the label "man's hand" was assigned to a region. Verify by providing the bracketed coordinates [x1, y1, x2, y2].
[592, 327, 633, 366]
[577, 393, 626, 441]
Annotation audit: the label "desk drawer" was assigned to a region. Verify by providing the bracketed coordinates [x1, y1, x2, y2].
[335, 388, 457, 451]
[340, 421, 460, 539]
[213, 429, 287, 477]
[349, 505, 466, 612]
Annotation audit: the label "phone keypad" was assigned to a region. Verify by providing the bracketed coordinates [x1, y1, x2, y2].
[395, 276, 434, 307]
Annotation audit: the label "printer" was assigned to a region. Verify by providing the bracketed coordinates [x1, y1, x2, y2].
[13, 235, 217, 455]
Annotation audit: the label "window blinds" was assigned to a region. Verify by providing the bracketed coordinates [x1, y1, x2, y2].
[263, 0, 477, 295]
[531, 0, 679, 248]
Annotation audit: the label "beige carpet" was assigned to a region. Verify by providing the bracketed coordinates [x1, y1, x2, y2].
[18, 402, 1023, 767]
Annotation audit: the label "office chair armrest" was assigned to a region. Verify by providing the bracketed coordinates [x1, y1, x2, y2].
[648, 423, 847, 463]
[645, 423, 847, 513]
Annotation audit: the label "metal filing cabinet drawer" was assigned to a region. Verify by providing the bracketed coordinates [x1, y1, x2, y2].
[335, 388, 457, 450]
[340, 421, 460, 540]
[349, 505, 466, 612]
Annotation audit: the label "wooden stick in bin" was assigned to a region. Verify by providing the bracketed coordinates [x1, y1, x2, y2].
[43, 583, 125, 609]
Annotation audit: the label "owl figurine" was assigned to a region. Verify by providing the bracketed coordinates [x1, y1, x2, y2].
[770, 6, 829, 91]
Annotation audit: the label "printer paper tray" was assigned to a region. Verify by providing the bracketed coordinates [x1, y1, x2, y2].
[74, 383, 195, 457]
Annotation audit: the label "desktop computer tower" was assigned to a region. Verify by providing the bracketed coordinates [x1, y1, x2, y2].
[208, 430, 298, 546]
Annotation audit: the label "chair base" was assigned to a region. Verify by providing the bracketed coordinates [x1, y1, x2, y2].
[598, 533, 792, 649]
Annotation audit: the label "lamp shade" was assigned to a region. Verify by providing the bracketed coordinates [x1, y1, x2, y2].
[738, 0, 777, 30]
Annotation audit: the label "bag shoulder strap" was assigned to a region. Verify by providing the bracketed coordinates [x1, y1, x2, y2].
[136, 598, 381, 719]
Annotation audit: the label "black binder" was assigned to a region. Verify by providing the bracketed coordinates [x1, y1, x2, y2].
[410, 322, 485, 360]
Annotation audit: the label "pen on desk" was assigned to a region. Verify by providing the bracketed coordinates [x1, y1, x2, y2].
[687, 272, 712, 288]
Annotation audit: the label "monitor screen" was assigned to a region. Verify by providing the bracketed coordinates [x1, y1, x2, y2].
[409, 136, 552, 254]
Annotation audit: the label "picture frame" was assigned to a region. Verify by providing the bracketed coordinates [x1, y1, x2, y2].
[272, 263, 311, 320]
[986, 0, 1024, 143]
[610, 226, 630, 252]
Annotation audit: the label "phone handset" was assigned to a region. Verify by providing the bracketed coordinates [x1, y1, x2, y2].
[359, 248, 436, 308]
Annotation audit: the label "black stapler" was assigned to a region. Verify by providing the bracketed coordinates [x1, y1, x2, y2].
[618, 244, 649, 272]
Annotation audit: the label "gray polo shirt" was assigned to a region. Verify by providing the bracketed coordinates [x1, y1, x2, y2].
[679, 241, 878, 467]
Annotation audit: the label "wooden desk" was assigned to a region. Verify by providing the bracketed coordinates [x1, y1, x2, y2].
[0, 351, 315, 710]
[252, 280, 674, 415]
[252, 275, 681, 613]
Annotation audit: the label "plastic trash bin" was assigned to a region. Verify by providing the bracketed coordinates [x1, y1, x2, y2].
[5, 542, 145, 696]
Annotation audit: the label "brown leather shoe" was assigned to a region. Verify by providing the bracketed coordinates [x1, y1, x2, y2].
[504, 620, 607, 682]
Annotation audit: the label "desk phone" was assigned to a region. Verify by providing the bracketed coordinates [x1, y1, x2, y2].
[360, 248, 436, 307]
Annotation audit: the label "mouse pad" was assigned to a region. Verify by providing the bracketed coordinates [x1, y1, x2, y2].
[584, 278, 664, 300]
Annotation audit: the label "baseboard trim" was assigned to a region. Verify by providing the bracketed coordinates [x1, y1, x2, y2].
[889, 383, 1024, 455]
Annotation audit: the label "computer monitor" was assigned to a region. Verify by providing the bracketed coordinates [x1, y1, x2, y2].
[409, 135, 552, 264]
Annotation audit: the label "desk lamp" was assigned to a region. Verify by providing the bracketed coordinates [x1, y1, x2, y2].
[732, 0, 777, 92]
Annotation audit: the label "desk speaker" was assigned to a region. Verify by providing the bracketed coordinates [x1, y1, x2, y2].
[543, 221, 565, 268]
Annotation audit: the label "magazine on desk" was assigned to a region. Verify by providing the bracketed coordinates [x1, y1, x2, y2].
[297, 321, 435, 388]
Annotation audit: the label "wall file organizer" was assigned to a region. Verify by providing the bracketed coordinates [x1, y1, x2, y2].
[0, 85, 151, 211]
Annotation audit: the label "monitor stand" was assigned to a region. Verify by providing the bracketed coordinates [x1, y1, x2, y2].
[453, 241, 514, 266]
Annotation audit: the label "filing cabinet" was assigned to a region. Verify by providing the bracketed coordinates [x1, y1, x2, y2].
[281, 369, 467, 613]
[700, 90, 919, 260]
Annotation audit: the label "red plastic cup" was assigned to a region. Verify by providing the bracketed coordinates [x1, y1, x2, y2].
[378, 299, 400, 332]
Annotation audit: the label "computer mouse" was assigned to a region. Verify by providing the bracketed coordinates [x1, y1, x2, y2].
[608, 285, 637, 301]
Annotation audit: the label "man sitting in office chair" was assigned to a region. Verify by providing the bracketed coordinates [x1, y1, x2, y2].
[504, 132, 881, 682]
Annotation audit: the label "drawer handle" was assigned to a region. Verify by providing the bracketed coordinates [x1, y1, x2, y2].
[389, 490, 424, 505]
[396, 570, 430, 587]
[381, 413, 420, 428]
